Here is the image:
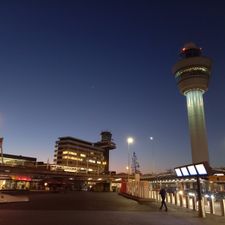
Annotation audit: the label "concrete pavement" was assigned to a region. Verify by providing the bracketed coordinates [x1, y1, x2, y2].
[0, 192, 224, 225]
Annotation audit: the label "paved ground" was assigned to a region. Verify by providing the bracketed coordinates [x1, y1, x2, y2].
[0, 191, 224, 225]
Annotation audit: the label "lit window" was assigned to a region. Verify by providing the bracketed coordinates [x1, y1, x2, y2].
[175, 66, 208, 78]
[88, 159, 96, 163]
[80, 154, 86, 157]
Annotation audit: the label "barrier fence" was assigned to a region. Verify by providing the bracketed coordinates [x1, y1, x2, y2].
[125, 180, 225, 217]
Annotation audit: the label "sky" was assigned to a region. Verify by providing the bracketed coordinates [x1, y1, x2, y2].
[0, 0, 225, 174]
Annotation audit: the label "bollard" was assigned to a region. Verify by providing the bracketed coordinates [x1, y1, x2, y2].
[200, 199, 206, 218]
[209, 198, 215, 214]
[179, 194, 183, 207]
[174, 193, 178, 205]
[166, 193, 169, 203]
[192, 197, 196, 211]
[169, 193, 173, 204]
[220, 199, 225, 216]
[156, 191, 160, 201]
[186, 195, 189, 209]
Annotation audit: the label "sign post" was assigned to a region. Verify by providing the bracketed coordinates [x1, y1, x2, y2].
[174, 162, 211, 218]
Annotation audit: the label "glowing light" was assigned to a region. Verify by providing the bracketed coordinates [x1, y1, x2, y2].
[88, 159, 96, 163]
[175, 168, 182, 177]
[175, 66, 208, 78]
[188, 192, 196, 197]
[178, 190, 183, 195]
[127, 137, 134, 144]
[195, 164, 207, 175]
[181, 167, 189, 176]
[187, 165, 197, 175]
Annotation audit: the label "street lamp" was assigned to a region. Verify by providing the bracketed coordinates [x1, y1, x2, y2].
[149, 136, 154, 173]
[127, 137, 134, 180]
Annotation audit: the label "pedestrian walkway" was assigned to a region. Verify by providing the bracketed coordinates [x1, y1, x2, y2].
[119, 192, 225, 225]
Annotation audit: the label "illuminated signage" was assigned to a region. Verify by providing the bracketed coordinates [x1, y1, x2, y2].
[174, 161, 211, 178]
[175, 168, 182, 177]
[187, 165, 198, 175]
[181, 167, 189, 176]
[195, 164, 207, 175]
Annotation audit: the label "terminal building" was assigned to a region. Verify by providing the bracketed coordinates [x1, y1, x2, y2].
[0, 153, 36, 167]
[54, 131, 116, 174]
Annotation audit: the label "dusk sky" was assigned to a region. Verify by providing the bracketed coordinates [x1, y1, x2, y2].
[0, 0, 225, 173]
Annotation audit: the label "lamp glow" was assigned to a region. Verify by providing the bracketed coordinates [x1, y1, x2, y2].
[127, 137, 134, 144]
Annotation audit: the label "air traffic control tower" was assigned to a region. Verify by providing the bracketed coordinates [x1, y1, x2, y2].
[172, 43, 212, 164]
[95, 131, 116, 173]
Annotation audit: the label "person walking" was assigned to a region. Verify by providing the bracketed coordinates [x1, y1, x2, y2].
[159, 187, 168, 211]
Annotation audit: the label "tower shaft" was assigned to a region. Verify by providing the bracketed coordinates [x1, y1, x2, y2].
[185, 90, 209, 163]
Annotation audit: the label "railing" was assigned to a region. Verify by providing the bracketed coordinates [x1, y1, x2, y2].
[125, 181, 225, 217]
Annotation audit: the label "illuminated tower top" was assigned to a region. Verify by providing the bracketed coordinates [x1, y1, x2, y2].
[172, 42, 212, 95]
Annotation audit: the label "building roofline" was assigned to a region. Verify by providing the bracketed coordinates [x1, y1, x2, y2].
[3, 153, 37, 161]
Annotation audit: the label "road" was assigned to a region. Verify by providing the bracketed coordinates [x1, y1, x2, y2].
[0, 191, 224, 225]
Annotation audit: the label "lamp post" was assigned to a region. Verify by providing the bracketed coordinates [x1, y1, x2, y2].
[127, 137, 134, 181]
[149, 136, 154, 173]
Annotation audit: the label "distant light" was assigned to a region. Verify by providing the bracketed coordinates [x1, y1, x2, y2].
[44, 182, 48, 186]
[149, 137, 154, 141]
[115, 178, 121, 181]
[182, 48, 186, 51]
[178, 190, 183, 195]
[214, 173, 224, 176]
[127, 137, 134, 144]
[188, 192, 196, 197]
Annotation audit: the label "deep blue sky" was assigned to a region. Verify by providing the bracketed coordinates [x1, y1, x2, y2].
[0, 0, 225, 173]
